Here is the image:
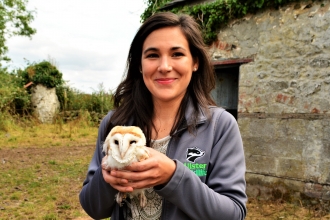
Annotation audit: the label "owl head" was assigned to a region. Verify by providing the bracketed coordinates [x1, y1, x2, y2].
[103, 126, 147, 164]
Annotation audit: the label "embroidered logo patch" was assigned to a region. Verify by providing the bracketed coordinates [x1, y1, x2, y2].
[186, 147, 205, 163]
[184, 147, 207, 177]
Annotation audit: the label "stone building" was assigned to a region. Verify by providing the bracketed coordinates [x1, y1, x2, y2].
[162, 0, 330, 202]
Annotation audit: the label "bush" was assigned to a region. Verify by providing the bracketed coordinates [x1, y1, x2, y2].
[0, 68, 31, 114]
[18, 61, 64, 88]
[56, 83, 113, 113]
[1, 62, 113, 126]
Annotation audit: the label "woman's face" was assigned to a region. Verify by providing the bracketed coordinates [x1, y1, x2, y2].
[141, 26, 198, 104]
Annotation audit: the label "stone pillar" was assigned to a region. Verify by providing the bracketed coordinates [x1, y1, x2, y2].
[31, 84, 60, 123]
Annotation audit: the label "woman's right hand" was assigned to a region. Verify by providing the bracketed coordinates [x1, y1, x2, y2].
[101, 156, 134, 193]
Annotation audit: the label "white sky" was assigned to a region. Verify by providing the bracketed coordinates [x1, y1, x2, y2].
[4, 0, 147, 94]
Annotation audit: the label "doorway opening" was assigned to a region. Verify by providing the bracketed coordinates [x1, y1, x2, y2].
[211, 65, 240, 119]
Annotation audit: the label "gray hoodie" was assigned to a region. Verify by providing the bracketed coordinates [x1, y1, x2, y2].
[79, 103, 247, 220]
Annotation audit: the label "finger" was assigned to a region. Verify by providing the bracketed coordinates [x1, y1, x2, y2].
[111, 169, 149, 182]
[125, 178, 157, 189]
[113, 185, 134, 193]
[125, 157, 156, 172]
[102, 170, 135, 192]
[102, 169, 129, 185]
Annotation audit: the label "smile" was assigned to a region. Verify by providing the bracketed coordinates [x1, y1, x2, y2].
[155, 78, 176, 84]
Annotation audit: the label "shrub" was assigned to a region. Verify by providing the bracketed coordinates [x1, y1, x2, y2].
[0, 68, 31, 114]
[1, 62, 113, 125]
[18, 61, 64, 88]
[56, 83, 113, 113]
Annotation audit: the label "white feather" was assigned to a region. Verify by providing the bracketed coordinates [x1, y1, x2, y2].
[102, 126, 149, 207]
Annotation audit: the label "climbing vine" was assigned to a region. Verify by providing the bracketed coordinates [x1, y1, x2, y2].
[18, 61, 64, 88]
[141, 0, 314, 44]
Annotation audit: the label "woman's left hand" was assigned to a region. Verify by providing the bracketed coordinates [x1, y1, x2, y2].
[109, 148, 176, 191]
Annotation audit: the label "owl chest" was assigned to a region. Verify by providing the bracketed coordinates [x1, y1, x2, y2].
[106, 154, 138, 169]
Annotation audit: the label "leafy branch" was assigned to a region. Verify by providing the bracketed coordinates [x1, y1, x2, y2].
[0, 0, 36, 62]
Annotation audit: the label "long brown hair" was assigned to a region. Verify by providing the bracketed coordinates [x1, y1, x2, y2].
[105, 12, 216, 145]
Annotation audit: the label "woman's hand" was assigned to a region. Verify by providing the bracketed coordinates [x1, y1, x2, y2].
[101, 156, 133, 193]
[102, 148, 176, 192]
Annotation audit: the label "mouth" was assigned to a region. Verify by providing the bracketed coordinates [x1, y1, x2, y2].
[155, 78, 176, 85]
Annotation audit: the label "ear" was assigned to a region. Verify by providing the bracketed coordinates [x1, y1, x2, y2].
[193, 57, 199, 72]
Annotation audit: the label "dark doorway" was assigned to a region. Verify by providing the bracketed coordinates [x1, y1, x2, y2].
[211, 65, 239, 119]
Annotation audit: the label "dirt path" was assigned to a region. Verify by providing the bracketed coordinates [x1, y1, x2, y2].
[1, 145, 94, 165]
[0, 145, 95, 219]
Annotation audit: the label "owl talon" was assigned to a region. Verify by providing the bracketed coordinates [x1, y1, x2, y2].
[116, 192, 127, 206]
[139, 193, 147, 208]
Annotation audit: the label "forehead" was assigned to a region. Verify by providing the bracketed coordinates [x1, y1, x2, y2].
[142, 26, 189, 49]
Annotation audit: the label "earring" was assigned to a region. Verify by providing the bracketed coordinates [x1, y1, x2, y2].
[194, 67, 197, 72]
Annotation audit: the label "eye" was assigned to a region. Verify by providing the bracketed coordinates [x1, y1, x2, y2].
[130, 140, 137, 145]
[172, 52, 184, 57]
[146, 53, 158, 58]
[114, 140, 119, 145]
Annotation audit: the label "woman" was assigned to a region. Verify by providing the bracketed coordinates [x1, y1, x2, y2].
[79, 12, 247, 220]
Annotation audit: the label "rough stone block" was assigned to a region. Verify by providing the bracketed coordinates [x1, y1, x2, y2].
[246, 155, 276, 175]
[276, 158, 304, 179]
[247, 118, 278, 138]
[31, 84, 60, 124]
[318, 160, 330, 184]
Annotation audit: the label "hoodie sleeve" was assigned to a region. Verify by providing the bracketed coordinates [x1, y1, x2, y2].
[155, 110, 247, 220]
[79, 111, 118, 219]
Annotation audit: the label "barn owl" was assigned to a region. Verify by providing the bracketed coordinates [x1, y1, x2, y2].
[102, 126, 150, 207]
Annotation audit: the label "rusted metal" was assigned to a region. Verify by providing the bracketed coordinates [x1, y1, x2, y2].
[212, 58, 254, 67]
[24, 81, 33, 88]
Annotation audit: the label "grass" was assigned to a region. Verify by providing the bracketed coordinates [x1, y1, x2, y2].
[0, 116, 97, 149]
[0, 118, 329, 219]
[0, 143, 95, 219]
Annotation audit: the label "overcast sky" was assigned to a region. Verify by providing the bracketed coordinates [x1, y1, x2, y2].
[4, 0, 147, 94]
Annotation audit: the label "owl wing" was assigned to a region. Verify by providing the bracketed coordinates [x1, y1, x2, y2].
[134, 145, 149, 162]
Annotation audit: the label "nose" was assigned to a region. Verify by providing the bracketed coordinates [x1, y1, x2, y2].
[158, 57, 172, 73]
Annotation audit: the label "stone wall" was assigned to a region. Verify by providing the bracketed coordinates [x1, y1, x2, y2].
[209, 1, 330, 202]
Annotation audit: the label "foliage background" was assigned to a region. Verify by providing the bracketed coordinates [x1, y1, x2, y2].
[0, 0, 36, 62]
[141, 0, 313, 44]
[0, 63, 113, 131]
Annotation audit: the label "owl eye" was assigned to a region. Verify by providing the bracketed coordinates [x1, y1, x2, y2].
[114, 140, 119, 145]
[130, 140, 137, 145]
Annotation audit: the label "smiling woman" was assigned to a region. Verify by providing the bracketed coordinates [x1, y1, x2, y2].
[141, 26, 198, 107]
[80, 12, 247, 220]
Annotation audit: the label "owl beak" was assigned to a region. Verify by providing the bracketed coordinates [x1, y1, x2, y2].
[120, 151, 126, 159]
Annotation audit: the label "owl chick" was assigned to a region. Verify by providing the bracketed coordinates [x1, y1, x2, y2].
[102, 126, 149, 207]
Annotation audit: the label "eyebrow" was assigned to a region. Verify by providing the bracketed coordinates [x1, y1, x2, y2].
[143, 46, 186, 54]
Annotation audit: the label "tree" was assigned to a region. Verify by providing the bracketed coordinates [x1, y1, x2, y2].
[0, 0, 36, 62]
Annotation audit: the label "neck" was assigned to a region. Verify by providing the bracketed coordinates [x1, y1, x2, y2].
[152, 98, 182, 139]
[153, 101, 180, 120]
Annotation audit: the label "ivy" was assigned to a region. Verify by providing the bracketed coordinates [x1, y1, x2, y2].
[141, 0, 313, 45]
[18, 61, 64, 89]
